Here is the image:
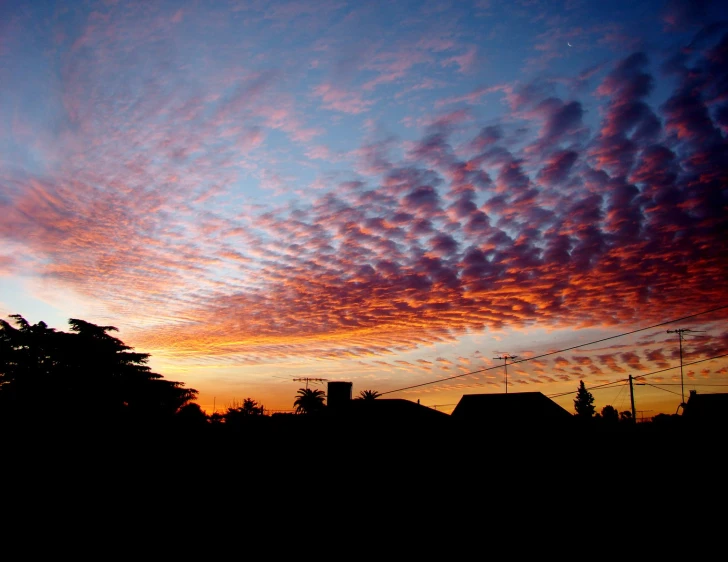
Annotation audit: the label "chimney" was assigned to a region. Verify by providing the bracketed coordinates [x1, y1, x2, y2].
[327, 381, 353, 409]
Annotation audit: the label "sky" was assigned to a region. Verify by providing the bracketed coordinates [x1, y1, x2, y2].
[1, 0, 727, 418]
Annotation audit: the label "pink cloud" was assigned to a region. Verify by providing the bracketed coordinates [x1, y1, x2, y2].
[314, 83, 372, 114]
[1, 11, 726, 384]
[435, 84, 511, 108]
[442, 45, 478, 73]
[362, 48, 434, 90]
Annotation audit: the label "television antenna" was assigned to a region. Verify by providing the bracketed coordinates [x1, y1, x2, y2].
[292, 377, 327, 389]
[493, 353, 519, 394]
[666, 328, 706, 406]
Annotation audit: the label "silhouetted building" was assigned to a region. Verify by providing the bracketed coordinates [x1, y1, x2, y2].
[683, 390, 728, 427]
[329, 397, 451, 443]
[323, 382, 449, 432]
[344, 398, 450, 423]
[450, 392, 573, 432]
[327, 381, 353, 409]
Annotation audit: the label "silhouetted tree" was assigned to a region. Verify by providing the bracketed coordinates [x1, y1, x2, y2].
[223, 398, 266, 428]
[66, 317, 197, 422]
[241, 397, 265, 416]
[357, 389, 381, 401]
[293, 387, 326, 414]
[601, 405, 619, 424]
[651, 412, 682, 429]
[0, 314, 198, 426]
[573, 381, 595, 419]
[225, 398, 265, 418]
[0, 315, 74, 419]
[1, 315, 60, 385]
[620, 410, 633, 423]
[176, 403, 209, 429]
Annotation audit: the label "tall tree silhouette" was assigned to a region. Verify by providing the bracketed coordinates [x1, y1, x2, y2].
[293, 388, 326, 414]
[0, 315, 69, 415]
[0, 314, 197, 425]
[66, 318, 197, 421]
[573, 381, 596, 419]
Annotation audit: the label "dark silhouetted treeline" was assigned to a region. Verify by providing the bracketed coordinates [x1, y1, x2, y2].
[0, 314, 197, 433]
[2, 313, 724, 475]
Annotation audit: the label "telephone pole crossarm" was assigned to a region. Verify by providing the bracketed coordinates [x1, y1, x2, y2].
[493, 353, 519, 394]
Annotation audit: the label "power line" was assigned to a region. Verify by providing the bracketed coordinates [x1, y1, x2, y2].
[378, 304, 728, 397]
[632, 353, 728, 382]
[429, 403, 458, 411]
[510, 311, 720, 367]
[546, 353, 728, 398]
[548, 379, 630, 398]
[635, 383, 728, 387]
[635, 382, 683, 397]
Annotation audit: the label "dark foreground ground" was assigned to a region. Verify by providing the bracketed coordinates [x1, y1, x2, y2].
[2, 416, 724, 542]
[5, 415, 722, 478]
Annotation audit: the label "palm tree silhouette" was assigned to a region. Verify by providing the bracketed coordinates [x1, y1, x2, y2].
[357, 389, 381, 401]
[293, 387, 326, 414]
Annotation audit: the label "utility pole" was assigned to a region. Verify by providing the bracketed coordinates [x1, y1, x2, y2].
[628, 375, 636, 424]
[493, 353, 518, 394]
[666, 328, 704, 406]
[293, 377, 327, 389]
[667, 328, 688, 405]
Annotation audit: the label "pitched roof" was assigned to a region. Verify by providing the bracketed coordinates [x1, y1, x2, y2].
[341, 398, 450, 422]
[450, 392, 573, 427]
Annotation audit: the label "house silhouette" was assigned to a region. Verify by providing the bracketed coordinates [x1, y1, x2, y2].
[450, 391, 574, 430]
[339, 397, 450, 423]
[324, 383, 574, 438]
[326, 380, 449, 423]
[682, 390, 728, 428]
